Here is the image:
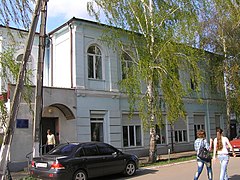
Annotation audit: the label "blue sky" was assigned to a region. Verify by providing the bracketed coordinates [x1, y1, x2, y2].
[47, 0, 97, 32]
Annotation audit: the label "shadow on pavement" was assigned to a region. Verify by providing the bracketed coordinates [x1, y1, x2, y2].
[91, 169, 158, 180]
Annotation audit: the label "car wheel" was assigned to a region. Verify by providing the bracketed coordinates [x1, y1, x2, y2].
[73, 169, 87, 180]
[123, 161, 136, 176]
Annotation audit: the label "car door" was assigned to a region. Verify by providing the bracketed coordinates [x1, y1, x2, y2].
[97, 143, 125, 175]
[82, 144, 106, 178]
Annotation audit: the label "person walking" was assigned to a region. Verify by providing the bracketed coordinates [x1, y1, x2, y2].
[46, 129, 56, 153]
[194, 129, 213, 180]
[213, 128, 236, 180]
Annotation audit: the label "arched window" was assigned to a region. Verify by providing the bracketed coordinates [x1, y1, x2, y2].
[121, 51, 133, 79]
[87, 45, 102, 79]
[16, 54, 23, 62]
[16, 54, 33, 63]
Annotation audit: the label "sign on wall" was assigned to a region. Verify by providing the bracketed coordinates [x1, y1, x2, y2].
[16, 119, 29, 128]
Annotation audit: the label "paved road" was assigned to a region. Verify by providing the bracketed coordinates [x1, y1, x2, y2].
[94, 157, 240, 180]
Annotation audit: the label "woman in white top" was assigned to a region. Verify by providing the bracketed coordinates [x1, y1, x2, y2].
[46, 129, 56, 153]
[213, 128, 236, 180]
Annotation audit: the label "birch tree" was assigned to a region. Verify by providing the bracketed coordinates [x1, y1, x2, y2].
[0, 0, 33, 28]
[198, 0, 240, 136]
[88, 0, 205, 163]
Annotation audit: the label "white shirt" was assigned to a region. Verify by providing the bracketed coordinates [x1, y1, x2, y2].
[214, 136, 229, 155]
[47, 134, 56, 145]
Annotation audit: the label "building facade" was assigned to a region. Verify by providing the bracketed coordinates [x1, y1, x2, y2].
[0, 18, 228, 169]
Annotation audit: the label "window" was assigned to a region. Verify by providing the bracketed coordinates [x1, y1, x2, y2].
[175, 130, 187, 143]
[83, 144, 99, 156]
[75, 148, 84, 157]
[48, 143, 78, 156]
[194, 124, 205, 139]
[16, 54, 32, 63]
[156, 124, 166, 144]
[87, 45, 102, 79]
[215, 115, 220, 129]
[190, 78, 196, 90]
[16, 54, 23, 62]
[97, 143, 116, 155]
[121, 51, 133, 79]
[193, 115, 205, 139]
[91, 118, 104, 142]
[174, 118, 188, 143]
[123, 125, 142, 147]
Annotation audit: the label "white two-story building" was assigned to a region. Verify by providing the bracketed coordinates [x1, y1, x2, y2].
[0, 18, 228, 170]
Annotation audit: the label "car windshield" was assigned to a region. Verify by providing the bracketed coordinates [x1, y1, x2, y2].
[48, 143, 78, 156]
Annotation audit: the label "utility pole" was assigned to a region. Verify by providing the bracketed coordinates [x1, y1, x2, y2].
[0, 0, 42, 179]
[32, 0, 48, 158]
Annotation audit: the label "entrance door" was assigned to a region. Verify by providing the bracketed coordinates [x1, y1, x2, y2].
[41, 117, 58, 154]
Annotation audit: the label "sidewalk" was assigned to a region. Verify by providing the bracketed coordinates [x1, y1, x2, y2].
[10, 151, 196, 180]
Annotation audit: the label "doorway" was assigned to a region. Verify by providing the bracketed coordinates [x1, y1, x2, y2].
[41, 117, 59, 154]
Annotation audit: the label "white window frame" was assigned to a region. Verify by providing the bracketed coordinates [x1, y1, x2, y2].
[90, 116, 104, 142]
[87, 45, 102, 79]
[121, 51, 133, 79]
[122, 125, 142, 147]
[174, 129, 187, 143]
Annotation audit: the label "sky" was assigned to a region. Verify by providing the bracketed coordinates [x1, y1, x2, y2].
[47, 0, 97, 32]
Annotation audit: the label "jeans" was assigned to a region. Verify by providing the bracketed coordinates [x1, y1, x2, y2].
[194, 158, 212, 180]
[218, 154, 229, 180]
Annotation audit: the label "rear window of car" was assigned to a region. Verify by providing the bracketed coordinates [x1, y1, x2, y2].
[48, 144, 78, 156]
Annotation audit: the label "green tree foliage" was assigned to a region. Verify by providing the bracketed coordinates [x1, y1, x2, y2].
[0, 0, 33, 28]
[198, 0, 240, 135]
[88, 0, 206, 162]
[0, 0, 34, 96]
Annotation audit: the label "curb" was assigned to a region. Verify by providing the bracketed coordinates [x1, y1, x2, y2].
[139, 159, 196, 170]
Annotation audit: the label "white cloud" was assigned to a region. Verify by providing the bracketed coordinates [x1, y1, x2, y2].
[48, 0, 94, 20]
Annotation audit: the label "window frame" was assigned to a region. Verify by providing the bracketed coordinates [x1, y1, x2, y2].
[91, 117, 104, 142]
[174, 129, 187, 143]
[121, 51, 133, 79]
[122, 125, 142, 147]
[155, 124, 166, 145]
[87, 45, 103, 80]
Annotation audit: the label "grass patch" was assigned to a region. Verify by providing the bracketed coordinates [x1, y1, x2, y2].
[140, 155, 196, 167]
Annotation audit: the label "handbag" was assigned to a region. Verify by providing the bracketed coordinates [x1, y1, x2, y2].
[197, 139, 212, 162]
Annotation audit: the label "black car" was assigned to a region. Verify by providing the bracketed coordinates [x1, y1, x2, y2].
[30, 142, 139, 180]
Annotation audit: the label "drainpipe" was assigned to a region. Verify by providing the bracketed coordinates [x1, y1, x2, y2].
[50, 36, 53, 87]
[206, 99, 211, 140]
[68, 23, 73, 88]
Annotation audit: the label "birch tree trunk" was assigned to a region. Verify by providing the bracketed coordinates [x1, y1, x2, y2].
[222, 34, 231, 137]
[147, 80, 157, 163]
